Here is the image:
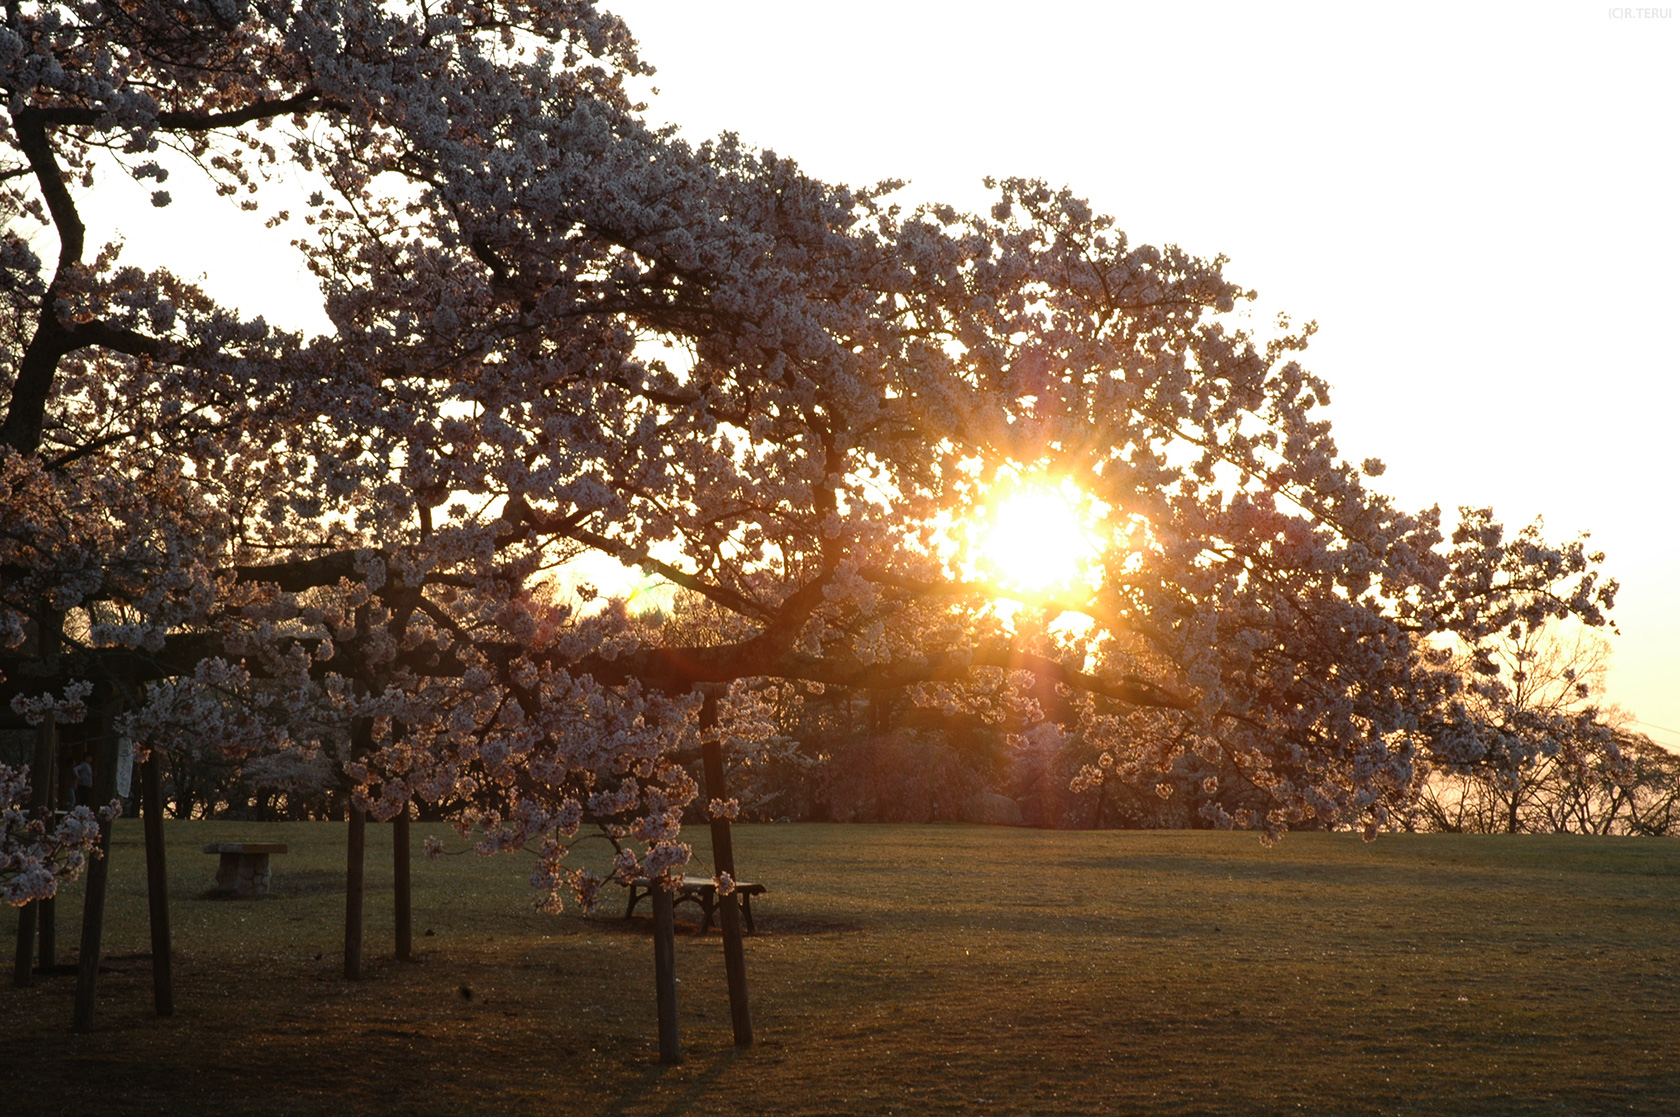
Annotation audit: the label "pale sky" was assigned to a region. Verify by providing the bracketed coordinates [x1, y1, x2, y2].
[93, 2, 1679, 748]
[607, 0, 1680, 748]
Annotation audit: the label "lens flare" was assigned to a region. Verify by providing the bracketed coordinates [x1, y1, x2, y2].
[978, 482, 1096, 593]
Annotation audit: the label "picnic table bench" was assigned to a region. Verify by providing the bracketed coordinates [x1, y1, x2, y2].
[624, 875, 766, 933]
[203, 842, 287, 897]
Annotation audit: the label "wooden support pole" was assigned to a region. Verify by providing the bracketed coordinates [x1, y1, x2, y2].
[651, 883, 681, 1065]
[13, 893, 38, 987]
[38, 897, 54, 972]
[343, 714, 374, 980]
[72, 702, 120, 1032]
[702, 735, 753, 1048]
[390, 718, 412, 962]
[393, 806, 412, 961]
[13, 712, 55, 987]
[140, 753, 174, 1016]
[344, 800, 367, 979]
[39, 723, 58, 971]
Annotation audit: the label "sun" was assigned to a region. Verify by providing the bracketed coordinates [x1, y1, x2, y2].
[975, 480, 1098, 594]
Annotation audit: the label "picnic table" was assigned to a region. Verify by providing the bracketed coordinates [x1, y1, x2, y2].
[624, 875, 766, 933]
[203, 842, 287, 897]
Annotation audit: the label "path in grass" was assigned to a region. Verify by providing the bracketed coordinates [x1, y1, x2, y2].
[5, 822, 1677, 1116]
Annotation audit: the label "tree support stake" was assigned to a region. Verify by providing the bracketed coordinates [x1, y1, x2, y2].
[343, 715, 374, 981]
[72, 700, 120, 1032]
[703, 734, 753, 1048]
[140, 753, 174, 1016]
[12, 712, 56, 987]
[652, 884, 681, 1064]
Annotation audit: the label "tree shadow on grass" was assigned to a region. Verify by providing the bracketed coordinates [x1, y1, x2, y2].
[594, 1047, 740, 1117]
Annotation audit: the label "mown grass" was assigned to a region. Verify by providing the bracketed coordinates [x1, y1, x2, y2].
[4, 822, 1678, 1116]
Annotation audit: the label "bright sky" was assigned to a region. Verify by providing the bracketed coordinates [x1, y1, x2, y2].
[606, 0, 1680, 749]
[91, 2, 1678, 748]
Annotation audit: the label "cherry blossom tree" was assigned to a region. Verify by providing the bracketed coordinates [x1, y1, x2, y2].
[0, 0, 1618, 938]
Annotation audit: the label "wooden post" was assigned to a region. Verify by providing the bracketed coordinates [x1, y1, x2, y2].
[651, 883, 681, 1064]
[344, 802, 366, 979]
[13, 890, 37, 987]
[343, 715, 374, 981]
[140, 752, 174, 1016]
[38, 896, 54, 972]
[13, 711, 56, 987]
[702, 735, 753, 1048]
[391, 718, 412, 962]
[393, 805, 412, 961]
[39, 724, 58, 972]
[72, 700, 121, 1032]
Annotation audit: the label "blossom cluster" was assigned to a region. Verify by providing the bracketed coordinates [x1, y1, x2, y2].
[0, 0, 1621, 909]
[0, 763, 116, 906]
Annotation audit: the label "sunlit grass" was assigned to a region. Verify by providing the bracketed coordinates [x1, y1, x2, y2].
[5, 822, 1678, 1115]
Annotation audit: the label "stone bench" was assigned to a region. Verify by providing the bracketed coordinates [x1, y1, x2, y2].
[624, 875, 766, 933]
[203, 842, 288, 897]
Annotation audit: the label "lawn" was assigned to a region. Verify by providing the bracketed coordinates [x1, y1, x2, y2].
[4, 821, 1678, 1116]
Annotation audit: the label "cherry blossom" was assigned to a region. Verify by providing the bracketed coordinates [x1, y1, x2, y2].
[0, 2, 1617, 908]
[0, 761, 113, 906]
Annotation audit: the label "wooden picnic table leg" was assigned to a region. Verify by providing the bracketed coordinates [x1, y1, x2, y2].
[740, 892, 755, 935]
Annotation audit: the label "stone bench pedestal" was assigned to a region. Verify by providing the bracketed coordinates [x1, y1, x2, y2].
[203, 842, 288, 897]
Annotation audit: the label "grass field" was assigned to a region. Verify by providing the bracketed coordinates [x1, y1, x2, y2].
[4, 822, 1678, 1116]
